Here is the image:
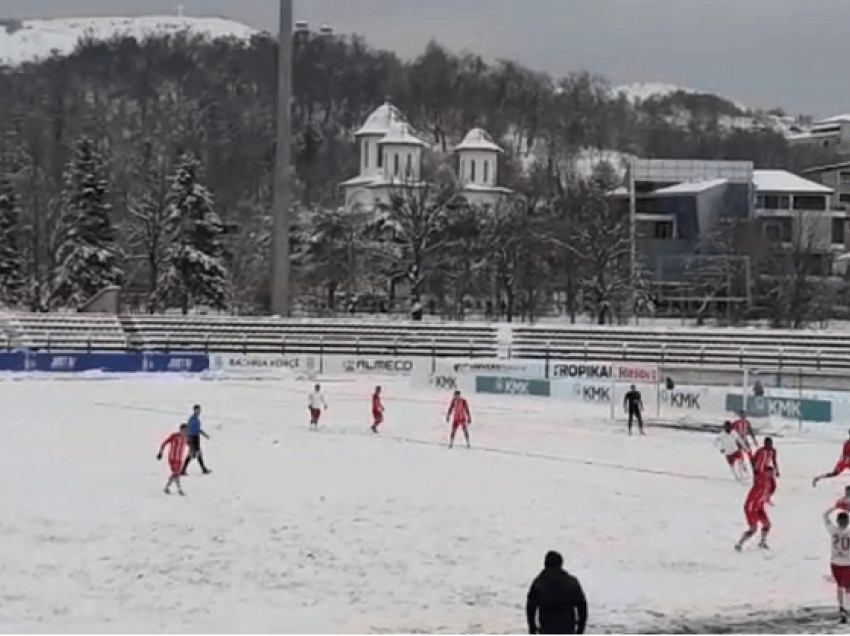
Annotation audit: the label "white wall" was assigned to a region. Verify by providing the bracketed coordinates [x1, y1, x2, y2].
[459, 150, 498, 187]
[382, 146, 421, 182]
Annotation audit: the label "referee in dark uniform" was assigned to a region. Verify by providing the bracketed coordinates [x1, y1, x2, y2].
[182, 404, 211, 475]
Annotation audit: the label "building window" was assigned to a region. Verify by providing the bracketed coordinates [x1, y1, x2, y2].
[363, 141, 369, 169]
[471, 160, 477, 183]
[378, 146, 384, 168]
[763, 218, 793, 242]
[756, 194, 790, 210]
[394, 153, 399, 177]
[793, 195, 827, 211]
[840, 194, 850, 206]
[840, 172, 850, 184]
[484, 161, 489, 184]
[406, 154, 412, 178]
[833, 218, 846, 245]
[654, 221, 674, 240]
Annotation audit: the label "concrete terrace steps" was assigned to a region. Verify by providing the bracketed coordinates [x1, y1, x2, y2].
[511, 324, 850, 370]
[118, 315, 500, 356]
[0, 313, 127, 351]
[0, 313, 848, 370]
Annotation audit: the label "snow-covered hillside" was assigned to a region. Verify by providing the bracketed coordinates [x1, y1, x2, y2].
[0, 16, 259, 66]
[614, 81, 749, 112]
[614, 82, 799, 137]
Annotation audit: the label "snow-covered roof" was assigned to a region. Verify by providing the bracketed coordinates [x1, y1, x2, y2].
[340, 175, 427, 190]
[377, 122, 427, 147]
[752, 170, 833, 194]
[803, 161, 850, 175]
[355, 102, 408, 137]
[339, 175, 381, 188]
[461, 183, 512, 195]
[816, 114, 850, 125]
[455, 128, 503, 153]
[652, 178, 729, 195]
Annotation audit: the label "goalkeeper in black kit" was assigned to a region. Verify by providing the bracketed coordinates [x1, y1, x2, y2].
[624, 384, 644, 435]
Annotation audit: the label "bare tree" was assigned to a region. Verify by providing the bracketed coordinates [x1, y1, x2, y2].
[372, 179, 460, 306]
[126, 144, 170, 312]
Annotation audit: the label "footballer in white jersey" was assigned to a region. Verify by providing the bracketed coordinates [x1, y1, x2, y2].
[308, 384, 328, 429]
[716, 422, 748, 481]
[825, 505, 850, 624]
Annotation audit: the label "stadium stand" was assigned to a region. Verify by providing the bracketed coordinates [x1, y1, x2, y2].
[2, 312, 850, 372]
[0, 313, 127, 352]
[511, 325, 850, 371]
[118, 315, 500, 357]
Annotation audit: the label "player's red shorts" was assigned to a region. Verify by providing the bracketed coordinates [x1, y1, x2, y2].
[834, 460, 850, 475]
[832, 564, 850, 590]
[310, 408, 321, 423]
[745, 501, 771, 531]
[373, 411, 383, 425]
[169, 460, 183, 477]
[726, 450, 744, 466]
[452, 419, 469, 432]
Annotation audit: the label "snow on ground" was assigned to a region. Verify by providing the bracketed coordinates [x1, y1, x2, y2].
[0, 16, 258, 66]
[0, 374, 847, 633]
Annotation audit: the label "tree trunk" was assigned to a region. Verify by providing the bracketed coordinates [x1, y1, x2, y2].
[328, 281, 337, 311]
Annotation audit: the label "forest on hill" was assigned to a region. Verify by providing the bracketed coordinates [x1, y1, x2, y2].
[0, 30, 841, 323]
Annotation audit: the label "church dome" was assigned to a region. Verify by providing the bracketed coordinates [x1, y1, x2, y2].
[455, 127, 503, 153]
[355, 101, 409, 137]
[377, 121, 427, 147]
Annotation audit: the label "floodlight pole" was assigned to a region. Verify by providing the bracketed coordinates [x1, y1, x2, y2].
[271, 0, 293, 317]
[629, 158, 637, 323]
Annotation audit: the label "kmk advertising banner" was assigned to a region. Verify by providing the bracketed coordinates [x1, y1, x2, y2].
[726, 394, 832, 423]
[413, 358, 545, 392]
[658, 386, 727, 422]
[551, 380, 659, 419]
[475, 376, 551, 397]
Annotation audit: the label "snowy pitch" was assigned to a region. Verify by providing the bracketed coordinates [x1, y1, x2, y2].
[0, 375, 846, 633]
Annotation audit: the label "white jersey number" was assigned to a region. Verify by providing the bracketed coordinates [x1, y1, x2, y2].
[832, 530, 850, 565]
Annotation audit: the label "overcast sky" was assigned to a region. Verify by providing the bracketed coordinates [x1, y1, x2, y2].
[2, 0, 846, 116]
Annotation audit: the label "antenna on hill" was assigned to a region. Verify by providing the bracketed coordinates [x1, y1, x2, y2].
[177, 3, 185, 18]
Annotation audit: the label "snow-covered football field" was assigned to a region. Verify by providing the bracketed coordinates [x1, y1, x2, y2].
[0, 374, 848, 633]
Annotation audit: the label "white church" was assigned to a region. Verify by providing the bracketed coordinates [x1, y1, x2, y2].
[340, 102, 512, 212]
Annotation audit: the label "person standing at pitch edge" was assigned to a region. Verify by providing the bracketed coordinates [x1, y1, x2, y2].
[182, 404, 211, 475]
[624, 384, 644, 435]
[526, 550, 588, 634]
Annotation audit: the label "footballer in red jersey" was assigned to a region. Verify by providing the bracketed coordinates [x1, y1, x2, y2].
[731, 411, 758, 453]
[735, 466, 775, 551]
[814, 432, 850, 488]
[158, 424, 188, 496]
[370, 386, 384, 433]
[751, 437, 779, 503]
[447, 390, 472, 449]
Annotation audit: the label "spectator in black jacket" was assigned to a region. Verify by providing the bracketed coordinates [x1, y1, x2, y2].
[526, 551, 588, 634]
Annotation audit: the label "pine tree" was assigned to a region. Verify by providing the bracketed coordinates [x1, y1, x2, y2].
[0, 176, 26, 307]
[52, 138, 123, 309]
[156, 154, 229, 314]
